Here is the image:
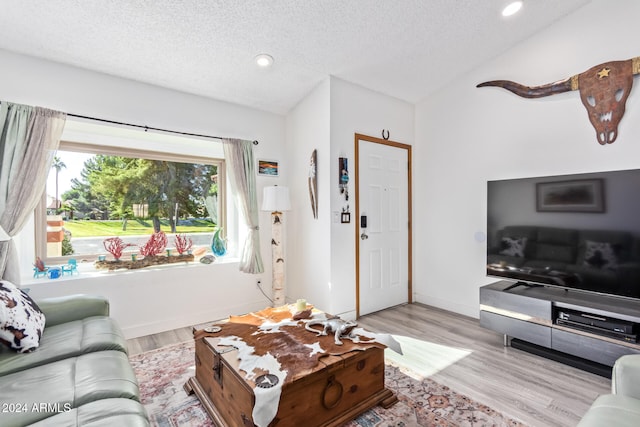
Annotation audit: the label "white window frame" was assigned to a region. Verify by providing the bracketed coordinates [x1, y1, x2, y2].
[35, 140, 226, 264]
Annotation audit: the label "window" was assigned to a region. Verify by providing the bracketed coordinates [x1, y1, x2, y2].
[36, 130, 226, 265]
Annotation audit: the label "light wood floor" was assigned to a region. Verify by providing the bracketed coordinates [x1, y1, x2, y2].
[127, 303, 610, 427]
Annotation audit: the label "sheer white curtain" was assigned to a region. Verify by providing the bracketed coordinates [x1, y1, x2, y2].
[0, 102, 67, 282]
[222, 139, 264, 274]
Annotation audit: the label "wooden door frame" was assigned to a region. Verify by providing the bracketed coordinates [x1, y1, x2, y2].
[355, 133, 413, 318]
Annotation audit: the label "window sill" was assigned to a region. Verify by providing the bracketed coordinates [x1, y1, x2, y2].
[20, 256, 239, 286]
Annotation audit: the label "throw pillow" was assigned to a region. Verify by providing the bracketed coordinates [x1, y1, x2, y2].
[499, 237, 527, 258]
[583, 241, 618, 270]
[0, 280, 46, 353]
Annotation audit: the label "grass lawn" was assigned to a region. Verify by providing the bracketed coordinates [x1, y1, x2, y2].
[63, 218, 216, 237]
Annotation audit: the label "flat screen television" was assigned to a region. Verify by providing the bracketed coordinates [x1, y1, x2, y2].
[487, 169, 640, 300]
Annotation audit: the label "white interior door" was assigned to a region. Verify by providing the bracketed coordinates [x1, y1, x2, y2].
[358, 137, 410, 316]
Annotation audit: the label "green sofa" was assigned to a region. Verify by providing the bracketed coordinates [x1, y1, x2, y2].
[0, 294, 149, 426]
[578, 354, 640, 427]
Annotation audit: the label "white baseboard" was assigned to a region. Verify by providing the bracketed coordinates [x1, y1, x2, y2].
[121, 300, 269, 339]
[336, 309, 357, 321]
[413, 292, 479, 319]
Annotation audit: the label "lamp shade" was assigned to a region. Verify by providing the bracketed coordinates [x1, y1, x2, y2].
[262, 185, 291, 212]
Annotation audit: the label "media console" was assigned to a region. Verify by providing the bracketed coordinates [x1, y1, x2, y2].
[480, 281, 640, 375]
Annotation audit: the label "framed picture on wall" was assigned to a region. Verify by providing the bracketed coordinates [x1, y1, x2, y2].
[258, 159, 279, 177]
[536, 179, 605, 212]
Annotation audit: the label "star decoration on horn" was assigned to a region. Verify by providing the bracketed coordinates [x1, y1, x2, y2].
[597, 67, 611, 79]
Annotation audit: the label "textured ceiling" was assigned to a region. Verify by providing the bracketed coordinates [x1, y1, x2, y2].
[0, 0, 591, 115]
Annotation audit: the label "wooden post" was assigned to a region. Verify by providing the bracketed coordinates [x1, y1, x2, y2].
[46, 215, 65, 257]
[271, 211, 285, 306]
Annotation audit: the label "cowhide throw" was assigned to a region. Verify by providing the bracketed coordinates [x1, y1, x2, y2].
[0, 280, 46, 353]
[194, 307, 388, 382]
[193, 305, 398, 427]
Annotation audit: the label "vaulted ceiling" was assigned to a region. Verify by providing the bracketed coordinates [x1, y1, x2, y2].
[0, 1, 590, 114]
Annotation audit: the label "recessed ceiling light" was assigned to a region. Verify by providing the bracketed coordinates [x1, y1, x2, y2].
[502, 1, 523, 17]
[255, 53, 274, 68]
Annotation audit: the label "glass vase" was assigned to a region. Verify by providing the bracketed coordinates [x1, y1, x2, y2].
[211, 228, 226, 257]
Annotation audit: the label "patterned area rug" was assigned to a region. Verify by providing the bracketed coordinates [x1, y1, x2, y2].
[130, 341, 526, 427]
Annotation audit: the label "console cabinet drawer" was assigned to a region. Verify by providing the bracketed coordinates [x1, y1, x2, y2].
[480, 311, 551, 347]
[551, 329, 640, 367]
[480, 287, 552, 320]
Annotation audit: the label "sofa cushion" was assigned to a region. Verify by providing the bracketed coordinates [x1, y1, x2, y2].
[534, 227, 577, 264]
[0, 316, 127, 377]
[25, 398, 149, 427]
[577, 230, 635, 263]
[583, 240, 619, 270]
[0, 281, 45, 353]
[0, 350, 140, 427]
[499, 237, 527, 257]
[577, 394, 640, 427]
[37, 295, 110, 328]
[535, 243, 575, 264]
[612, 354, 640, 399]
[497, 226, 539, 258]
[537, 227, 578, 246]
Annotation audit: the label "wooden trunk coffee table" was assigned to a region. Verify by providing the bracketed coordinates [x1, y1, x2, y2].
[184, 306, 397, 427]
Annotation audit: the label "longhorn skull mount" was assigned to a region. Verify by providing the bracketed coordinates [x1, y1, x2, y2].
[477, 57, 640, 145]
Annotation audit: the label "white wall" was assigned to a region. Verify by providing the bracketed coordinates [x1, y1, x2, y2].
[285, 77, 414, 318]
[328, 77, 414, 316]
[414, 0, 640, 317]
[285, 79, 332, 311]
[0, 49, 287, 338]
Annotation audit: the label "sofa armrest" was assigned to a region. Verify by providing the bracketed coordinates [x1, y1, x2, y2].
[611, 354, 640, 399]
[37, 294, 110, 327]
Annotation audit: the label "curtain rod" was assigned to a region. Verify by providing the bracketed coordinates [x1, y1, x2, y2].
[67, 113, 259, 145]
[0, 101, 259, 145]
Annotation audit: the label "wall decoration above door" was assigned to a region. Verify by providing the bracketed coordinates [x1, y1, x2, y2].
[477, 56, 640, 145]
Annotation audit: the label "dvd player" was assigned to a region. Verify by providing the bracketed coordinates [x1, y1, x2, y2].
[557, 309, 636, 335]
[556, 318, 638, 343]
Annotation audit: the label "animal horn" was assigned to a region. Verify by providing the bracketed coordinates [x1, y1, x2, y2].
[633, 57, 640, 75]
[476, 76, 577, 99]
